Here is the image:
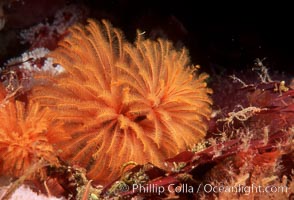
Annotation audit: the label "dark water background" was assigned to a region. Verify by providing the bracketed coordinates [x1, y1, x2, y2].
[1, 0, 294, 76]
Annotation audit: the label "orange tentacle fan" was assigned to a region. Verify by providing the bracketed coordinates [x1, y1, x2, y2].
[30, 19, 212, 184]
[0, 84, 68, 179]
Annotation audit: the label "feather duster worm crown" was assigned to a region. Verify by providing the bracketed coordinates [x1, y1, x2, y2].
[0, 84, 68, 179]
[30, 19, 212, 184]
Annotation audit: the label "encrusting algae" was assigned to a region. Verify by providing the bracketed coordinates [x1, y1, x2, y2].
[29, 19, 213, 184]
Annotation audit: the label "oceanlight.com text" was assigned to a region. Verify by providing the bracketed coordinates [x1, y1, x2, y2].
[202, 183, 288, 195]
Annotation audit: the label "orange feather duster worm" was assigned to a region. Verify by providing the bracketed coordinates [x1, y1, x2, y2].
[30, 19, 212, 184]
[0, 84, 68, 179]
